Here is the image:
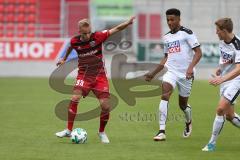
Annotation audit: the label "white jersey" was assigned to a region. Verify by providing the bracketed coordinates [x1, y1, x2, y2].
[219, 35, 240, 81]
[163, 26, 200, 76]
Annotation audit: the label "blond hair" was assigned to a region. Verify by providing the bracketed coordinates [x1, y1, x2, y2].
[215, 18, 233, 33]
[78, 19, 90, 28]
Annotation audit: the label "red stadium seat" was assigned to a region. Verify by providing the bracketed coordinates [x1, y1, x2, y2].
[0, 23, 4, 30]
[0, 4, 4, 13]
[17, 4, 26, 13]
[27, 23, 35, 31]
[0, 14, 4, 22]
[17, 31, 25, 37]
[27, 31, 35, 37]
[27, 4, 36, 13]
[6, 31, 14, 37]
[8, 0, 16, 4]
[17, 23, 25, 31]
[6, 23, 14, 31]
[15, 14, 25, 22]
[27, 14, 36, 22]
[27, 0, 37, 4]
[6, 14, 15, 22]
[0, 0, 5, 4]
[6, 23, 14, 30]
[5, 4, 15, 13]
[17, 0, 27, 4]
[0, 31, 3, 37]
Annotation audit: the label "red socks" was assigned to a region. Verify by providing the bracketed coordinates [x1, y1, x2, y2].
[99, 110, 110, 132]
[67, 100, 110, 133]
[67, 100, 78, 131]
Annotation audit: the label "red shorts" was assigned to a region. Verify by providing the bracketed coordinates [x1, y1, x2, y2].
[73, 73, 110, 99]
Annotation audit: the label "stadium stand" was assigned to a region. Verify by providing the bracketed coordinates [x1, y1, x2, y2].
[0, 0, 89, 38]
[1, 0, 38, 37]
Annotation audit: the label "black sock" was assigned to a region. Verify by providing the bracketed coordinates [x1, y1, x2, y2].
[159, 130, 165, 134]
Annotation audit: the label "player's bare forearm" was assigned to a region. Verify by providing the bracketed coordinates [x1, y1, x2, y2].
[145, 55, 167, 82]
[209, 64, 240, 86]
[151, 56, 167, 76]
[63, 47, 73, 61]
[109, 16, 135, 36]
[56, 46, 73, 66]
[222, 64, 240, 82]
[185, 47, 202, 79]
[189, 47, 202, 69]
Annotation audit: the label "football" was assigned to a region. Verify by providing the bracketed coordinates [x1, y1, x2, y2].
[71, 128, 87, 144]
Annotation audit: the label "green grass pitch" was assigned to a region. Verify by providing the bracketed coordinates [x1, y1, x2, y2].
[0, 78, 239, 160]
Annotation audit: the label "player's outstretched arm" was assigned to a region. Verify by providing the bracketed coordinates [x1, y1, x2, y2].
[56, 46, 73, 67]
[221, 64, 240, 81]
[109, 16, 135, 36]
[186, 47, 202, 79]
[144, 55, 168, 82]
[209, 64, 240, 86]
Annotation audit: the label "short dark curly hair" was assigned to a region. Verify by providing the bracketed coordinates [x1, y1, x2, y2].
[166, 8, 181, 16]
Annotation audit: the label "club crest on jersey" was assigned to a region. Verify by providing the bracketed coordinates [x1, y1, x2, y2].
[167, 40, 181, 53]
[90, 41, 96, 47]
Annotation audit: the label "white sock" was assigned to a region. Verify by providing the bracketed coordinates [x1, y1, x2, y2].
[159, 100, 168, 131]
[231, 113, 240, 128]
[183, 105, 192, 123]
[209, 115, 225, 144]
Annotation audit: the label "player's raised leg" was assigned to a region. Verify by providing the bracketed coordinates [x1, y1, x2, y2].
[154, 82, 173, 141]
[225, 103, 240, 128]
[55, 89, 83, 138]
[228, 112, 240, 127]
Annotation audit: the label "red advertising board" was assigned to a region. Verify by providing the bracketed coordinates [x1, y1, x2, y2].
[0, 38, 66, 61]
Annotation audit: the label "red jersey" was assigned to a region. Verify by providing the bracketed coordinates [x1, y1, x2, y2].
[70, 30, 109, 77]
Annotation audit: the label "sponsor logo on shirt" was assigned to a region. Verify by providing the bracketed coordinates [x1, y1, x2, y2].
[167, 40, 181, 53]
[78, 49, 98, 57]
[220, 50, 233, 63]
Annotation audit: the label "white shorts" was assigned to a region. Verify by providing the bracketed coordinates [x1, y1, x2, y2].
[162, 71, 193, 97]
[220, 81, 240, 104]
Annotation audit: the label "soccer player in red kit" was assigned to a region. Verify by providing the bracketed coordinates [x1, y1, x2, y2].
[55, 17, 135, 143]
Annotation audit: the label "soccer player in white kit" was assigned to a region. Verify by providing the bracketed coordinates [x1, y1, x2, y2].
[202, 18, 240, 151]
[145, 8, 202, 141]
